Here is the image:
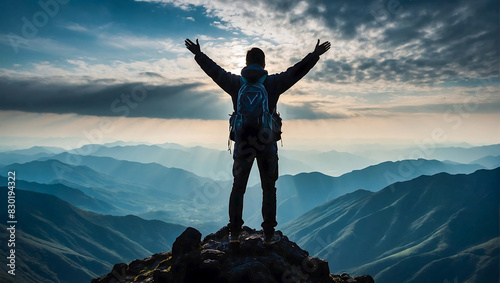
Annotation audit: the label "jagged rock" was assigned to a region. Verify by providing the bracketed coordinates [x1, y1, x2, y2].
[172, 227, 202, 259]
[91, 226, 374, 283]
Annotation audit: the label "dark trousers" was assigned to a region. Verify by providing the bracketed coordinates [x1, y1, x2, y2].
[228, 137, 278, 235]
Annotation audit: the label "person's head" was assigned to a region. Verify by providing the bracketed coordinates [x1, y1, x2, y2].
[246, 47, 265, 68]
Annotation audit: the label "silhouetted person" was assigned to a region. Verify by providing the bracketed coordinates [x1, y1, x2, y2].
[185, 38, 330, 244]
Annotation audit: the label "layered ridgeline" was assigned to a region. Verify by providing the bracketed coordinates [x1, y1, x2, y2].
[0, 190, 185, 283]
[1, 150, 489, 233]
[283, 168, 500, 283]
[0, 157, 230, 231]
[3, 143, 498, 183]
[0, 144, 498, 282]
[243, 158, 485, 228]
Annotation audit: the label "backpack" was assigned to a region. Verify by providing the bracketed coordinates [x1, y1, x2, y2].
[229, 75, 282, 143]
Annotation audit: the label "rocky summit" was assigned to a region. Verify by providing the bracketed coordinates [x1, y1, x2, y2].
[92, 226, 374, 283]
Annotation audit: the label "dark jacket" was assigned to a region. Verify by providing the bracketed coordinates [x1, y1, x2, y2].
[194, 51, 320, 112]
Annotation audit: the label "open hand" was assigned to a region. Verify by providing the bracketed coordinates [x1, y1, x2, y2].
[185, 38, 201, 55]
[313, 39, 331, 56]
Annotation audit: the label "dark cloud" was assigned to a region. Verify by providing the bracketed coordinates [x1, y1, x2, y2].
[0, 76, 232, 120]
[0, 76, 360, 120]
[312, 51, 494, 86]
[0, 75, 356, 120]
[264, 0, 499, 85]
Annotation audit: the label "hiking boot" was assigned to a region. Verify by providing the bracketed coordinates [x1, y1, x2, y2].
[263, 232, 281, 245]
[229, 231, 240, 244]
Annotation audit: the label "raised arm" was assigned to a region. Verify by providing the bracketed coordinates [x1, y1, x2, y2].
[185, 38, 201, 55]
[313, 39, 331, 56]
[268, 39, 330, 96]
[185, 38, 240, 96]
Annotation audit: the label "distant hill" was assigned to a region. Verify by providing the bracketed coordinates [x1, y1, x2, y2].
[0, 158, 228, 222]
[2, 143, 498, 180]
[0, 146, 67, 166]
[67, 143, 324, 186]
[1, 159, 135, 189]
[0, 152, 55, 166]
[68, 143, 376, 182]
[282, 168, 500, 283]
[0, 176, 123, 215]
[470, 155, 500, 169]
[3, 145, 66, 155]
[2, 153, 489, 234]
[38, 152, 212, 194]
[0, 160, 158, 213]
[354, 144, 500, 164]
[279, 148, 376, 176]
[0, 190, 186, 283]
[70, 143, 235, 180]
[244, 158, 485, 227]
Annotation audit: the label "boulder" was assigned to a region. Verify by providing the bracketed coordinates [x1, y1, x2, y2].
[92, 226, 374, 283]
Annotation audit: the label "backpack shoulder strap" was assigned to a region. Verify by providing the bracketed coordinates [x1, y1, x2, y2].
[257, 75, 267, 84]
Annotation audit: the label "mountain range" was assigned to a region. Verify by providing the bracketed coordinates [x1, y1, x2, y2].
[2, 152, 488, 233]
[0, 176, 123, 215]
[282, 168, 500, 283]
[0, 189, 186, 283]
[64, 143, 377, 185]
[353, 144, 500, 164]
[0, 143, 498, 282]
[1, 144, 494, 230]
[2, 142, 498, 180]
[243, 158, 485, 227]
[0, 158, 230, 228]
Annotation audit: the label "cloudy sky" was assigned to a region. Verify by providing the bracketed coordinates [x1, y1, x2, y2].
[0, 0, 499, 150]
